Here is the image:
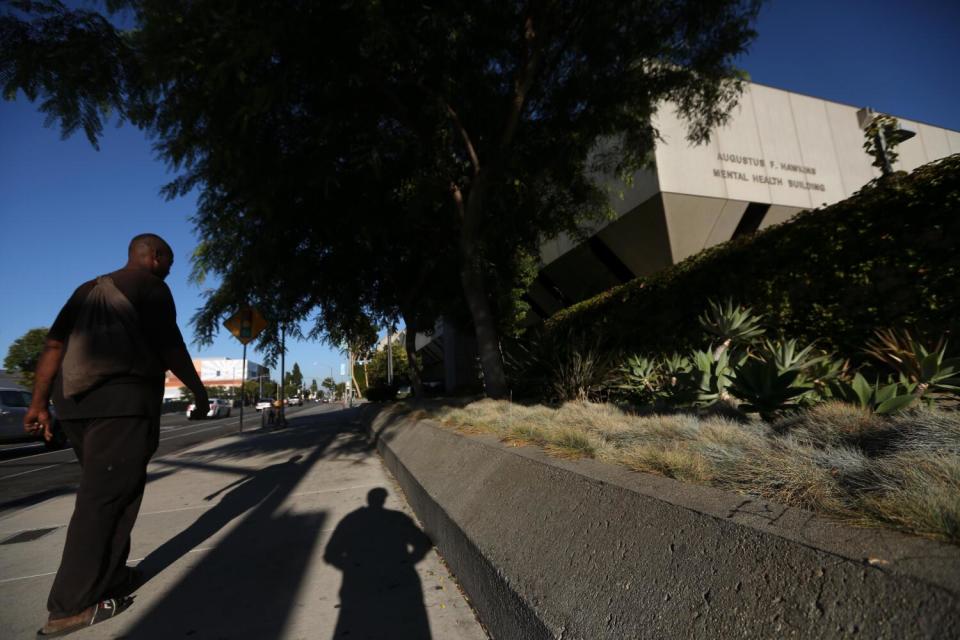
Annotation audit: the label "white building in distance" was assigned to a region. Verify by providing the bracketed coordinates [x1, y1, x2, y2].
[164, 357, 267, 400]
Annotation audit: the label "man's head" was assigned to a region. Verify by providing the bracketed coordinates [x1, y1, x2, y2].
[367, 488, 388, 509]
[127, 233, 174, 279]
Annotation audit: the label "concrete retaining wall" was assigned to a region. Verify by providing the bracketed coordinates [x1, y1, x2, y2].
[366, 407, 960, 639]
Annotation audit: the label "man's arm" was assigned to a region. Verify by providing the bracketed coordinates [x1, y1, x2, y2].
[163, 343, 209, 419]
[24, 338, 65, 441]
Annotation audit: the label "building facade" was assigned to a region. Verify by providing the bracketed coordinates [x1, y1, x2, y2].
[526, 82, 960, 318]
[164, 357, 267, 400]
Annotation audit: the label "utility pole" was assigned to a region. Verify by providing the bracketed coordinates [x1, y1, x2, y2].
[387, 326, 394, 385]
[279, 325, 286, 426]
[239, 342, 246, 432]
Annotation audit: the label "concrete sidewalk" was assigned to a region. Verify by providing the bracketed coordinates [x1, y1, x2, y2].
[0, 406, 488, 639]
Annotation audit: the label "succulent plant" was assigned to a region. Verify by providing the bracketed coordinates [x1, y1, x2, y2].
[864, 329, 960, 401]
[699, 299, 766, 360]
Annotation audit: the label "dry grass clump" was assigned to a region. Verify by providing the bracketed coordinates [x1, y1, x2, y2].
[855, 454, 960, 541]
[415, 399, 960, 544]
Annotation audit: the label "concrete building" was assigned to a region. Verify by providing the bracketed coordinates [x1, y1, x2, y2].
[164, 357, 267, 400]
[526, 81, 960, 319]
[419, 81, 960, 389]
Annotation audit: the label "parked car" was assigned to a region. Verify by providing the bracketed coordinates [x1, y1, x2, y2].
[286, 397, 303, 407]
[0, 387, 68, 450]
[255, 399, 274, 412]
[185, 397, 232, 418]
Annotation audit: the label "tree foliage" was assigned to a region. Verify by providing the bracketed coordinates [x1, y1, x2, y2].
[366, 337, 415, 388]
[283, 362, 304, 398]
[321, 377, 336, 395]
[2, 0, 762, 397]
[3, 327, 49, 388]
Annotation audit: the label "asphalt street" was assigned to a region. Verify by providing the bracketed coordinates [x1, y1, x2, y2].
[0, 403, 334, 518]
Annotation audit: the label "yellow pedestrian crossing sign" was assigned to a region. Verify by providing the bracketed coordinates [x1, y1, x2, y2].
[224, 306, 268, 345]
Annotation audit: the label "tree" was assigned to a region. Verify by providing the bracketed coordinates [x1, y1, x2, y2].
[321, 377, 336, 397]
[282, 363, 305, 399]
[367, 337, 414, 387]
[863, 113, 908, 176]
[290, 363, 303, 391]
[2, 0, 762, 398]
[4, 327, 49, 388]
[241, 380, 261, 404]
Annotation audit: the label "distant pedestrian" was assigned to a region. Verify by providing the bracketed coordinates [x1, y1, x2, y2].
[24, 233, 209, 637]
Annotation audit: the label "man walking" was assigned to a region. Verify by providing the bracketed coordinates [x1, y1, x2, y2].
[24, 233, 209, 637]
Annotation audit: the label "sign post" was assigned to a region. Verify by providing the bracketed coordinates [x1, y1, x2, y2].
[224, 306, 268, 432]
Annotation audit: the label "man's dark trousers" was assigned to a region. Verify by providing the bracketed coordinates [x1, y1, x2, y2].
[47, 415, 160, 618]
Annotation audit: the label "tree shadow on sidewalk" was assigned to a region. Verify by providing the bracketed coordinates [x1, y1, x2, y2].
[119, 425, 339, 639]
[324, 487, 433, 639]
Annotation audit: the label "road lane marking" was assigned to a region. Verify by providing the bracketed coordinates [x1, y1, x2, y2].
[0, 444, 44, 453]
[0, 423, 234, 481]
[0, 405, 320, 479]
[0, 448, 68, 464]
[0, 464, 66, 481]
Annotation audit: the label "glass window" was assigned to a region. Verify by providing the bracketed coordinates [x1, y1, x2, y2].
[1, 391, 29, 408]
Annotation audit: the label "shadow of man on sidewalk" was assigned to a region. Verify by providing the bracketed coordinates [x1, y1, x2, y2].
[135, 454, 305, 581]
[324, 487, 433, 639]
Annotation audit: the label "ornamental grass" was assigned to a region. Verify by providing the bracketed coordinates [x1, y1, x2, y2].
[393, 399, 960, 544]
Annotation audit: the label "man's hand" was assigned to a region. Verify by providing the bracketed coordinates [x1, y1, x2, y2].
[189, 391, 210, 420]
[24, 403, 54, 442]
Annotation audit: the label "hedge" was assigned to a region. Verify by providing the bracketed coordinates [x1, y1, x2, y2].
[542, 154, 960, 359]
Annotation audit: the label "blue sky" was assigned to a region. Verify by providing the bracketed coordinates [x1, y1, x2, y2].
[1, 0, 958, 384]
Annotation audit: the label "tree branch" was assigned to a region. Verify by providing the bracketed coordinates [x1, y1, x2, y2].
[444, 101, 481, 177]
[450, 181, 466, 223]
[499, 13, 543, 151]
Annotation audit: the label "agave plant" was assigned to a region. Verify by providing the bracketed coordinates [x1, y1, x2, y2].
[803, 353, 850, 404]
[864, 329, 960, 401]
[618, 354, 662, 405]
[699, 299, 766, 360]
[658, 352, 698, 406]
[690, 348, 735, 407]
[728, 340, 821, 420]
[729, 359, 807, 420]
[837, 372, 918, 414]
[763, 338, 826, 372]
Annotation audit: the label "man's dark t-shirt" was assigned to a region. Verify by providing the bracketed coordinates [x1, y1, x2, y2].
[48, 269, 184, 419]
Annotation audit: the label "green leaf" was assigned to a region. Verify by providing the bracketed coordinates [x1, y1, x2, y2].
[875, 382, 899, 405]
[875, 394, 915, 414]
[850, 373, 872, 407]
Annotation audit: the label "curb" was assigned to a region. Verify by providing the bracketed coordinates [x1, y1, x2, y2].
[364, 404, 960, 639]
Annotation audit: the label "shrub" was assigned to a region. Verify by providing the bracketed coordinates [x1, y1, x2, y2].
[504, 330, 619, 403]
[365, 384, 399, 402]
[863, 328, 960, 404]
